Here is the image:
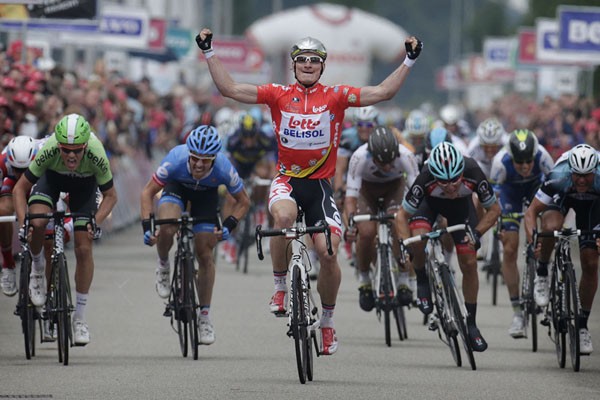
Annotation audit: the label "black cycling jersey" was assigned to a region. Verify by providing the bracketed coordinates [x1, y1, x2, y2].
[226, 129, 277, 179]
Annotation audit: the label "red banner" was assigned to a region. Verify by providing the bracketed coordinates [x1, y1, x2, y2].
[518, 28, 537, 64]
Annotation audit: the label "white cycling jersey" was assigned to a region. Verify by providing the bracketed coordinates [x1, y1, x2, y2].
[466, 136, 507, 178]
[346, 143, 418, 198]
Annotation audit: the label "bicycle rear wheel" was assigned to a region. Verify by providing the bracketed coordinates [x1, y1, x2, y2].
[564, 264, 580, 372]
[489, 235, 501, 306]
[55, 254, 70, 366]
[18, 251, 36, 359]
[550, 271, 566, 368]
[236, 211, 252, 274]
[442, 264, 476, 370]
[171, 257, 188, 357]
[291, 265, 309, 384]
[521, 255, 538, 352]
[185, 256, 199, 361]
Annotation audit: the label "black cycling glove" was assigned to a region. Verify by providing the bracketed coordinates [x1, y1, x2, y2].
[195, 33, 213, 52]
[405, 38, 423, 60]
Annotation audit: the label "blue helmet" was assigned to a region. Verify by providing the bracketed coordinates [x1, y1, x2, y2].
[428, 142, 464, 181]
[425, 127, 452, 156]
[186, 125, 222, 155]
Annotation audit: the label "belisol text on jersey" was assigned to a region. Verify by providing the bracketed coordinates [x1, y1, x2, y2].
[281, 128, 325, 138]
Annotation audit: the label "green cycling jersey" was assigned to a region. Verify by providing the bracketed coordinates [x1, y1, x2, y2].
[26, 134, 113, 188]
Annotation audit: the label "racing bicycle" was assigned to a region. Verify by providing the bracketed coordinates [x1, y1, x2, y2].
[350, 198, 407, 347]
[151, 213, 202, 360]
[255, 207, 332, 384]
[403, 223, 477, 370]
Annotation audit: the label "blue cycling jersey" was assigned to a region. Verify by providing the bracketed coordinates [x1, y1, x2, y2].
[536, 159, 600, 205]
[337, 126, 365, 158]
[153, 144, 244, 194]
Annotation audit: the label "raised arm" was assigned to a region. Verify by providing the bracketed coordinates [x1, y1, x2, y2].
[197, 28, 259, 104]
[359, 36, 423, 106]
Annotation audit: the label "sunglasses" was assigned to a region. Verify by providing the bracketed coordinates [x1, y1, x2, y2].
[514, 158, 533, 165]
[437, 176, 461, 186]
[189, 153, 216, 162]
[59, 146, 85, 155]
[357, 121, 375, 128]
[293, 55, 323, 64]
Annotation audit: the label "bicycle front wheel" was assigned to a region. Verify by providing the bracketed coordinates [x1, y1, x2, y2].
[442, 265, 476, 370]
[55, 254, 71, 366]
[429, 264, 461, 367]
[236, 211, 252, 274]
[378, 244, 393, 347]
[550, 271, 566, 369]
[185, 256, 199, 361]
[291, 264, 309, 384]
[521, 255, 538, 352]
[18, 251, 36, 359]
[564, 264, 580, 372]
[170, 256, 188, 357]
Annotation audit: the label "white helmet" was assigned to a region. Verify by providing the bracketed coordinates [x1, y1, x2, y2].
[6, 136, 37, 169]
[568, 144, 599, 174]
[476, 118, 506, 145]
[404, 110, 429, 137]
[354, 106, 379, 123]
[440, 104, 461, 125]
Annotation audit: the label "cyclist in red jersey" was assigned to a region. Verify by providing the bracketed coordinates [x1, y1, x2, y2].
[197, 27, 422, 355]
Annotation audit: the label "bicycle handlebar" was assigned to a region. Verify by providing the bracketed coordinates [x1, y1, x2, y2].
[0, 215, 16, 223]
[351, 213, 396, 224]
[402, 223, 467, 246]
[149, 213, 208, 234]
[536, 228, 599, 239]
[255, 222, 333, 261]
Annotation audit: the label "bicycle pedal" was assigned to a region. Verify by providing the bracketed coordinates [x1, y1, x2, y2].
[163, 308, 172, 317]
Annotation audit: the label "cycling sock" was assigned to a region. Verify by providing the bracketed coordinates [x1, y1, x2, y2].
[198, 305, 210, 322]
[536, 261, 549, 277]
[358, 271, 370, 285]
[320, 303, 335, 328]
[273, 271, 287, 291]
[465, 302, 477, 326]
[1, 246, 15, 269]
[157, 258, 170, 270]
[32, 251, 45, 273]
[579, 310, 590, 330]
[73, 292, 88, 321]
[397, 271, 409, 287]
[510, 296, 522, 315]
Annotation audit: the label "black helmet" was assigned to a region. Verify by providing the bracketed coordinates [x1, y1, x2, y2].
[507, 129, 537, 163]
[240, 113, 259, 137]
[368, 126, 398, 164]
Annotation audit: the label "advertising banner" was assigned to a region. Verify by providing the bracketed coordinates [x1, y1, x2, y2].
[558, 6, 600, 53]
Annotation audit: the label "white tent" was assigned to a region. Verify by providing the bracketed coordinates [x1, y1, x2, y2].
[246, 3, 409, 87]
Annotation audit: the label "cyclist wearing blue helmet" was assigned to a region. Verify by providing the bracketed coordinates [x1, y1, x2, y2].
[140, 125, 250, 346]
[398, 142, 500, 352]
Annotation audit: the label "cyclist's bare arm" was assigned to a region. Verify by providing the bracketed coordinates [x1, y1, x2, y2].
[96, 186, 117, 226]
[140, 179, 163, 220]
[334, 155, 348, 193]
[475, 201, 501, 236]
[524, 197, 547, 244]
[200, 28, 258, 104]
[358, 36, 419, 106]
[228, 188, 251, 222]
[13, 175, 34, 227]
[395, 207, 412, 240]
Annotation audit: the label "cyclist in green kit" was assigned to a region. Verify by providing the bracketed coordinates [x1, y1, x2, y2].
[13, 113, 118, 346]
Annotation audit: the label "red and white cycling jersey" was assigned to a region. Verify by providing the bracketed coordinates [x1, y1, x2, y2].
[257, 82, 361, 179]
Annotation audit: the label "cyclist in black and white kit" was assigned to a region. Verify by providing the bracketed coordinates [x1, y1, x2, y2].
[397, 142, 500, 352]
[343, 126, 418, 311]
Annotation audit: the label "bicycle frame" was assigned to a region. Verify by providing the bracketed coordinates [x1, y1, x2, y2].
[351, 198, 406, 346]
[537, 228, 592, 372]
[24, 211, 94, 365]
[255, 208, 332, 384]
[151, 213, 201, 360]
[403, 223, 477, 370]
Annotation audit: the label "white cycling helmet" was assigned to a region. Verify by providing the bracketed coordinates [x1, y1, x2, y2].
[404, 110, 429, 137]
[476, 118, 506, 145]
[6, 136, 37, 169]
[354, 106, 379, 123]
[568, 144, 599, 174]
[440, 104, 461, 125]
